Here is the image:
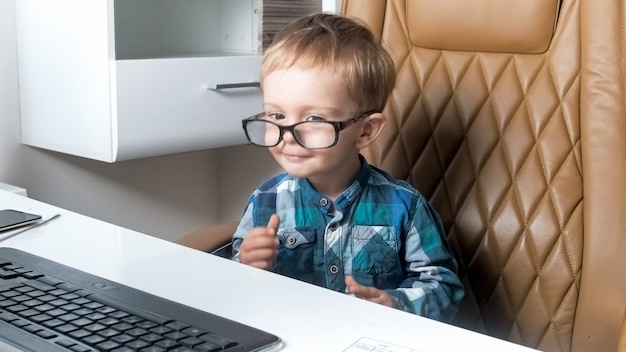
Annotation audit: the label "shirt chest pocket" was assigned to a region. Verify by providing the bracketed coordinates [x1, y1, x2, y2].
[275, 227, 317, 281]
[351, 225, 400, 275]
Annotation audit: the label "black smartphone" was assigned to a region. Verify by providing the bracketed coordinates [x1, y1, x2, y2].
[0, 209, 42, 232]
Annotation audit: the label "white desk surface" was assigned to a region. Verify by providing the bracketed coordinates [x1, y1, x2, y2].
[0, 190, 539, 352]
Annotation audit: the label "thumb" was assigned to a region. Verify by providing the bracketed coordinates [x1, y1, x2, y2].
[345, 275, 359, 292]
[267, 214, 280, 235]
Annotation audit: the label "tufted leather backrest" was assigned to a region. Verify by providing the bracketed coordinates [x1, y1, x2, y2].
[342, 1, 626, 352]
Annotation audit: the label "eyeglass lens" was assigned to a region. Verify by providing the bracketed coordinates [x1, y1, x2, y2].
[245, 120, 337, 149]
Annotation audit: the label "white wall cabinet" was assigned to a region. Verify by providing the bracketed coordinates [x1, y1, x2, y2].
[15, 0, 262, 162]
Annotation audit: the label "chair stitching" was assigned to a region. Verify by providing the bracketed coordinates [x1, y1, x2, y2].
[515, 49, 575, 352]
[440, 53, 482, 232]
[536, 2, 582, 348]
[413, 49, 444, 177]
[533, 275, 581, 350]
[481, 54, 528, 340]
[519, 71, 563, 352]
[380, 49, 411, 165]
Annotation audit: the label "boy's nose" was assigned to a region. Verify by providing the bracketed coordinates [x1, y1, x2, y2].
[281, 129, 297, 144]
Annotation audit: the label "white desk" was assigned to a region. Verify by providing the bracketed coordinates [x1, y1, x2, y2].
[0, 190, 538, 352]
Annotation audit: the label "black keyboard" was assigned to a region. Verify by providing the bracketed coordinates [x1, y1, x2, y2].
[0, 247, 280, 352]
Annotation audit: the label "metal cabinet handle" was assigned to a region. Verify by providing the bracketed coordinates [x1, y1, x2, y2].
[207, 82, 261, 90]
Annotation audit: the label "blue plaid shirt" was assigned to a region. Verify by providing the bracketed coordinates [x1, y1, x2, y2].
[232, 156, 464, 321]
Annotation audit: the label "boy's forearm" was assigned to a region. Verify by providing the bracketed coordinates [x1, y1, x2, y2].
[392, 268, 465, 321]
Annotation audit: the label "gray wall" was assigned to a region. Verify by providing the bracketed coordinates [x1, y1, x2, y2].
[0, 0, 282, 242]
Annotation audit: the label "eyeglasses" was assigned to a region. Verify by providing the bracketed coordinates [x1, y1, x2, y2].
[241, 111, 375, 149]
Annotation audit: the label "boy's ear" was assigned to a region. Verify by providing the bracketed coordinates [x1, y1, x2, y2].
[356, 112, 386, 149]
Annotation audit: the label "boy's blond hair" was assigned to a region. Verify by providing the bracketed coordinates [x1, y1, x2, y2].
[261, 13, 395, 113]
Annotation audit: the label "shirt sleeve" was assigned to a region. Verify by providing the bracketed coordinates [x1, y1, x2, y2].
[386, 196, 465, 322]
[231, 200, 255, 263]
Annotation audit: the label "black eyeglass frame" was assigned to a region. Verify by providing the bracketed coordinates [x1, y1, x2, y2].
[241, 110, 376, 149]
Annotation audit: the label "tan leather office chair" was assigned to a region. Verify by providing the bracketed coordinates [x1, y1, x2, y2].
[178, 0, 626, 351]
[341, 0, 626, 351]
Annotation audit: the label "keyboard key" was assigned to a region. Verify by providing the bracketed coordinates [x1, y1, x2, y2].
[42, 318, 65, 328]
[82, 334, 106, 346]
[17, 308, 39, 317]
[60, 303, 81, 311]
[9, 318, 29, 328]
[83, 322, 107, 333]
[155, 338, 179, 349]
[25, 290, 45, 298]
[31, 313, 53, 323]
[99, 317, 120, 326]
[24, 280, 55, 292]
[108, 310, 130, 319]
[200, 333, 238, 349]
[24, 324, 42, 333]
[69, 328, 91, 339]
[111, 333, 134, 344]
[36, 329, 58, 339]
[126, 327, 149, 337]
[165, 321, 188, 331]
[0, 311, 19, 321]
[95, 340, 121, 351]
[38, 275, 64, 286]
[165, 331, 188, 341]
[140, 332, 164, 343]
[48, 308, 68, 317]
[98, 328, 121, 338]
[23, 271, 44, 279]
[34, 303, 55, 312]
[59, 313, 81, 322]
[73, 297, 92, 305]
[85, 312, 107, 321]
[181, 326, 205, 336]
[111, 322, 134, 332]
[72, 317, 94, 327]
[179, 336, 203, 347]
[149, 325, 173, 335]
[22, 299, 42, 307]
[56, 323, 79, 334]
[69, 345, 94, 352]
[126, 339, 151, 349]
[6, 304, 28, 313]
[55, 338, 76, 348]
[0, 269, 19, 279]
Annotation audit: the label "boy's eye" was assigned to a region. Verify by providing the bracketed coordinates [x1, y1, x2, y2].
[305, 115, 326, 122]
[266, 113, 285, 121]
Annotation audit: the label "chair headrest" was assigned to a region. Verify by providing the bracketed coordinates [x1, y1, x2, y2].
[408, 0, 560, 54]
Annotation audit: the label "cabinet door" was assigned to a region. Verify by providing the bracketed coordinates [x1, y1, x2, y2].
[113, 56, 262, 161]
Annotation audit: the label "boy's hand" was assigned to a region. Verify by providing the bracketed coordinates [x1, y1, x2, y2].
[239, 214, 280, 270]
[345, 276, 396, 309]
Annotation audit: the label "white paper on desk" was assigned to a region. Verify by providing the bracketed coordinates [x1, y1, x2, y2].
[343, 337, 477, 352]
[344, 337, 418, 352]
[0, 210, 60, 243]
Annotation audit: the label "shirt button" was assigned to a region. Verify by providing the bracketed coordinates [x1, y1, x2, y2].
[329, 265, 339, 274]
[328, 223, 338, 231]
[319, 198, 328, 207]
[287, 236, 296, 245]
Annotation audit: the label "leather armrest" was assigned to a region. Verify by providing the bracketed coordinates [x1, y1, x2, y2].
[175, 221, 239, 253]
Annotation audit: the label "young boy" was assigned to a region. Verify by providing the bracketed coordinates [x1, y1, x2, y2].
[232, 13, 464, 322]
